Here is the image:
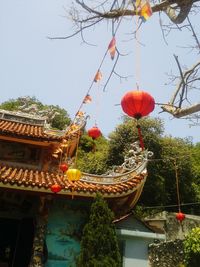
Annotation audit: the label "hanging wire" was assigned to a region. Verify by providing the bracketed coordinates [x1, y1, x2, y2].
[142, 202, 200, 210]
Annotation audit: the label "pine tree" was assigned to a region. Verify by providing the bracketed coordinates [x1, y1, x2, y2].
[77, 194, 122, 267]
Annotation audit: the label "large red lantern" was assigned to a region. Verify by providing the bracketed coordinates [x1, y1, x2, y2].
[176, 212, 185, 222]
[50, 184, 62, 193]
[88, 126, 101, 140]
[121, 90, 155, 150]
[121, 90, 155, 119]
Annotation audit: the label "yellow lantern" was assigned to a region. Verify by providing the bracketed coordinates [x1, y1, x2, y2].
[66, 168, 82, 182]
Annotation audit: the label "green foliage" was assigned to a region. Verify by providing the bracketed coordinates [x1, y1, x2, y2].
[77, 194, 121, 267]
[0, 96, 42, 111]
[191, 143, 200, 201]
[140, 135, 197, 213]
[153, 137, 195, 209]
[106, 116, 198, 214]
[184, 227, 200, 267]
[77, 134, 109, 174]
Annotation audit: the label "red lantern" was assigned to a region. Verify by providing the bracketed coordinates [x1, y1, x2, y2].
[50, 184, 62, 193]
[121, 90, 155, 150]
[88, 126, 101, 140]
[176, 212, 185, 222]
[121, 90, 155, 119]
[59, 163, 68, 172]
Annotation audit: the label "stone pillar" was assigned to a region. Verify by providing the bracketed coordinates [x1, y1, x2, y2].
[29, 196, 50, 267]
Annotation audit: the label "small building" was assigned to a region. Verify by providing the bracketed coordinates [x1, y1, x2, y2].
[0, 106, 154, 267]
[115, 213, 165, 267]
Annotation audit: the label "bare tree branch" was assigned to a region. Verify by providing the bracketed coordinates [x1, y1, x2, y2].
[161, 60, 200, 117]
[161, 103, 200, 117]
[72, 0, 199, 22]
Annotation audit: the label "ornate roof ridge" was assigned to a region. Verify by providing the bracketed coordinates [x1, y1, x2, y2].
[0, 109, 46, 125]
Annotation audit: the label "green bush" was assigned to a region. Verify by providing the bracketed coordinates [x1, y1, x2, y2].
[184, 227, 200, 267]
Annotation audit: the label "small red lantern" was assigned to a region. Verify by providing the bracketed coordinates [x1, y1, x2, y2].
[176, 212, 185, 222]
[50, 184, 62, 193]
[121, 90, 155, 119]
[88, 126, 101, 140]
[59, 163, 68, 172]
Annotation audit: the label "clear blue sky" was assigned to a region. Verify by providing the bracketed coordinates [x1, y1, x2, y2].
[0, 1, 199, 143]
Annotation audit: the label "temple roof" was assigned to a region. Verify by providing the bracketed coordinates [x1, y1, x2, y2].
[0, 108, 151, 210]
[0, 118, 63, 141]
[0, 142, 151, 199]
[0, 164, 147, 198]
[0, 109, 86, 142]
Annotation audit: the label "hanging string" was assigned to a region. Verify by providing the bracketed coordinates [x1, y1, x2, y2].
[174, 159, 181, 212]
[93, 82, 102, 126]
[135, 10, 141, 88]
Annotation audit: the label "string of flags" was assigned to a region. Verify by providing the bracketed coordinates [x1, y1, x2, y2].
[73, 0, 153, 121]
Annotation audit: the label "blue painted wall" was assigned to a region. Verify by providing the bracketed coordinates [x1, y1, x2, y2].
[45, 198, 89, 267]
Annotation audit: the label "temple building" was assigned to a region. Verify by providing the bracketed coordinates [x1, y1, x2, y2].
[0, 106, 163, 267]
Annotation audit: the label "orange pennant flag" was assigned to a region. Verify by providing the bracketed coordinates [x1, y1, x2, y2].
[76, 111, 84, 117]
[83, 94, 92, 104]
[140, 1, 152, 21]
[108, 37, 116, 60]
[94, 70, 102, 82]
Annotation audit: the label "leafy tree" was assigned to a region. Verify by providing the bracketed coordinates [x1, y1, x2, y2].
[77, 194, 121, 267]
[191, 143, 200, 201]
[0, 96, 43, 111]
[106, 116, 198, 214]
[153, 136, 196, 211]
[77, 134, 109, 174]
[0, 97, 71, 130]
[184, 227, 200, 267]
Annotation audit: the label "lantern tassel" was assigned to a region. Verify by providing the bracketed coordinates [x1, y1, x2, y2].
[136, 124, 145, 150]
[92, 140, 96, 153]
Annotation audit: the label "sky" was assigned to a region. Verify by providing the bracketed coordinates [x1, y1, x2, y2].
[0, 0, 200, 143]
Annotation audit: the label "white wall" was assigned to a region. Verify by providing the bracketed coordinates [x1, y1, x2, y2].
[123, 237, 153, 267]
